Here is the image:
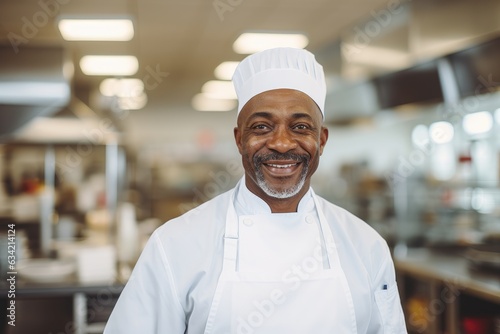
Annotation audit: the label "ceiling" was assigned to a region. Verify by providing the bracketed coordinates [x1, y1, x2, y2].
[0, 0, 391, 87]
[1, 0, 499, 161]
[0, 0, 392, 152]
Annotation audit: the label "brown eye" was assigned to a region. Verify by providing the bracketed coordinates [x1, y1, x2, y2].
[251, 123, 272, 134]
[293, 124, 310, 131]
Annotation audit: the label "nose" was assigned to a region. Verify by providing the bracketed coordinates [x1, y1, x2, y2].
[267, 126, 298, 153]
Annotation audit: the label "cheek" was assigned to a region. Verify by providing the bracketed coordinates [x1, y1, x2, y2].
[240, 142, 258, 167]
[303, 139, 321, 156]
[242, 136, 266, 155]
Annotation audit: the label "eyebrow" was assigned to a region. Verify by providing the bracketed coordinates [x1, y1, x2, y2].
[290, 112, 314, 122]
[247, 111, 273, 122]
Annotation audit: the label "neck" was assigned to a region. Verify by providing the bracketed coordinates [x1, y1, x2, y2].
[267, 197, 302, 213]
[245, 176, 310, 213]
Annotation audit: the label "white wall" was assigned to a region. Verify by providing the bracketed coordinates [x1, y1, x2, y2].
[317, 112, 433, 178]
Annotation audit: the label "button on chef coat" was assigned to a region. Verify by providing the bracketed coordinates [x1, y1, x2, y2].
[104, 177, 407, 333]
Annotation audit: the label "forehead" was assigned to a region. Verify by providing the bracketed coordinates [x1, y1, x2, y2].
[238, 89, 322, 121]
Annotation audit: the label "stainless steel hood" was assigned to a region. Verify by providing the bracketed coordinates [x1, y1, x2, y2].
[320, 0, 500, 124]
[0, 44, 72, 141]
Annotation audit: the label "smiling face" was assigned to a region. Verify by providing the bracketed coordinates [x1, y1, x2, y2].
[234, 89, 328, 212]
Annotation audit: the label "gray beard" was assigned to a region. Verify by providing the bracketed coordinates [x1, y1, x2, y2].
[253, 153, 309, 199]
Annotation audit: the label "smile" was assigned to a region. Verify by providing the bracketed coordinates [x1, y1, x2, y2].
[266, 163, 298, 168]
[262, 161, 302, 177]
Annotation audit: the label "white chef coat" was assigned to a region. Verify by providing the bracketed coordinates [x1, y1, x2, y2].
[104, 177, 407, 333]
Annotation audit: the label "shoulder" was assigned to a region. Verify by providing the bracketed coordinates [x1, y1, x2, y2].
[316, 195, 386, 246]
[150, 188, 234, 269]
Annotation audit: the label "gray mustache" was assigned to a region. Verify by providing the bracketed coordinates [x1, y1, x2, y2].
[254, 152, 309, 165]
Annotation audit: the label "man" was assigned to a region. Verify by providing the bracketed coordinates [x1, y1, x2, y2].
[105, 47, 407, 333]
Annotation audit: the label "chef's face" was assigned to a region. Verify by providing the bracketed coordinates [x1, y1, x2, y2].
[235, 89, 328, 201]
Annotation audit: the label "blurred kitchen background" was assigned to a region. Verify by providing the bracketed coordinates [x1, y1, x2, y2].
[1, 0, 500, 333]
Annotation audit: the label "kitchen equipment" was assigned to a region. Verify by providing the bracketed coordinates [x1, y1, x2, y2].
[466, 244, 500, 272]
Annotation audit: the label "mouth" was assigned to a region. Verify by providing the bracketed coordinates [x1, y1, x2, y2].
[266, 162, 298, 168]
[262, 161, 301, 176]
[252, 152, 310, 198]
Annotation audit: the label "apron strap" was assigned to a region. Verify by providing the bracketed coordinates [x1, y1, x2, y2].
[311, 189, 337, 270]
[311, 190, 358, 333]
[222, 187, 239, 272]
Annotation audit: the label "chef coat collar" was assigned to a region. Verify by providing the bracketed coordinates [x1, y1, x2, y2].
[234, 176, 315, 215]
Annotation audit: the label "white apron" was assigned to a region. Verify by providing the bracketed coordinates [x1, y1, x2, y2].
[203, 187, 358, 334]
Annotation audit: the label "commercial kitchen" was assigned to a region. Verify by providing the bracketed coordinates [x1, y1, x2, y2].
[0, 0, 499, 333]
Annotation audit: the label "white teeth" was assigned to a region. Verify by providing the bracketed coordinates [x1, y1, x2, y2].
[268, 163, 296, 168]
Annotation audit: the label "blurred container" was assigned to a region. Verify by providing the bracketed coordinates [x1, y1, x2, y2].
[76, 245, 116, 283]
[55, 215, 78, 240]
[116, 202, 139, 265]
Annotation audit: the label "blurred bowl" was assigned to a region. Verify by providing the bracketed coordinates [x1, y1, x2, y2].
[17, 258, 76, 283]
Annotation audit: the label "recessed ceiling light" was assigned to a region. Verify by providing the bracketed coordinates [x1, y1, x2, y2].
[192, 93, 236, 112]
[201, 80, 237, 99]
[233, 32, 309, 54]
[80, 55, 138, 76]
[100, 78, 144, 97]
[214, 61, 240, 80]
[58, 19, 134, 41]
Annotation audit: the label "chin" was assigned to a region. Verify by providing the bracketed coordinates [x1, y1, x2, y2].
[258, 178, 306, 199]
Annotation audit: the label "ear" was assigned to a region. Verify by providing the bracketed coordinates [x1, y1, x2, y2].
[319, 126, 329, 155]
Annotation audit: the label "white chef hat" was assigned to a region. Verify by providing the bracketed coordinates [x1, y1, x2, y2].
[232, 47, 326, 116]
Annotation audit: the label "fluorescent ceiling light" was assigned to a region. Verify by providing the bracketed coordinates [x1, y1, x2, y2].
[192, 93, 236, 112]
[341, 44, 411, 70]
[462, 111, 493, 135]
[201, 80, 237, 99]
[80, 55, 138, 76]
[58, 19, 134, 41]
[429, 121, 454, 144]
[233, 32, 309, 54]
[118, 92, 148, 110]
[214, 61, 240, 80]
[100, 78, 144, 97]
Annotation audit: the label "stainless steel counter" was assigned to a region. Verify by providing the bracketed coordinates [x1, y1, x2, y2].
[395, 248, 500, 333]
[394, 248, 500, 304]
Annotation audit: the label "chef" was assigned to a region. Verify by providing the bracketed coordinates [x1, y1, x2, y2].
[104, 47, 407, 333]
